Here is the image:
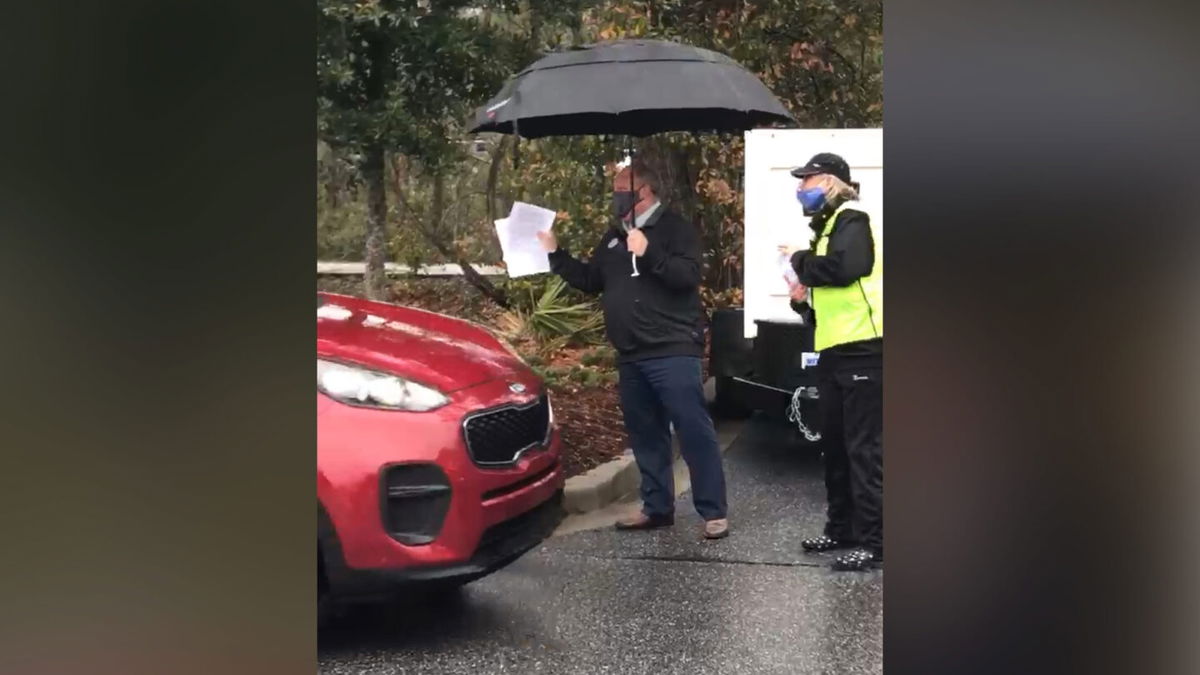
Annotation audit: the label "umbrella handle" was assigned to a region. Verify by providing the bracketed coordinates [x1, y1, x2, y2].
[511, 85, 521, 170]
[627, 140, 639, 277]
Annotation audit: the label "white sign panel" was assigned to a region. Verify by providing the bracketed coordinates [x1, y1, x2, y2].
[742, 128, 882, 338]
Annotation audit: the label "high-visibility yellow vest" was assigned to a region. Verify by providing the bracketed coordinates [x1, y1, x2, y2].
[810, 202, 883, 352]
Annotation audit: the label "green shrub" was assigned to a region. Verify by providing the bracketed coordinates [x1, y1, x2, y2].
[540, 366, 569, 386]
[498, 276, 604, 347]
[528, 277, 604, 343]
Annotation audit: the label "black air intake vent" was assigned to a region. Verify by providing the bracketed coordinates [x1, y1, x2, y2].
[380, 463, 452, 545]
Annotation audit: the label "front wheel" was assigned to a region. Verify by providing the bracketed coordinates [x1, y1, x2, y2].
[416, 577, 472, 597]
[318, 547, 334, 629]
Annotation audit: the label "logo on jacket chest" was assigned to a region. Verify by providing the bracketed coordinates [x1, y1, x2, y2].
[608, 238, 620, 249]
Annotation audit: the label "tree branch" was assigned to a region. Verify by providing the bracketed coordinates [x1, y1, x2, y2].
[388, 154, 510, 308]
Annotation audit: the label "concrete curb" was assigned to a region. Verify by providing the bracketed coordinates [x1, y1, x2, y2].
[563, 452, 641, 515]
[555, 417, 744, 535]
[561, 381, 740, 517]
[562, 377, 724, 515]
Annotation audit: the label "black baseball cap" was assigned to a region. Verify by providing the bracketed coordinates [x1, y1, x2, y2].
[790, 152, 852, 184]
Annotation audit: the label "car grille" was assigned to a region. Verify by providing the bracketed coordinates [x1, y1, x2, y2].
[462, 395, 550, 466]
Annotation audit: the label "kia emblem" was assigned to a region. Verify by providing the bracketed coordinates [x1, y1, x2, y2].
[508, 382, 526, 394]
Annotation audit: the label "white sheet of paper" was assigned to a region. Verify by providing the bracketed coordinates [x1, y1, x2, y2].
[779, 251, 799, 284]
[507, 201, 557, 240]
[494, 216, 551, 278]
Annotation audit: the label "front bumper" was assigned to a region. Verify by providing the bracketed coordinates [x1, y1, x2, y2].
[329, 490, 564, 595]
[318, 376, 565, 595]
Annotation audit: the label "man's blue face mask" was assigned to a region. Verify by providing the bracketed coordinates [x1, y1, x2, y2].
[796, 186, 827, 214]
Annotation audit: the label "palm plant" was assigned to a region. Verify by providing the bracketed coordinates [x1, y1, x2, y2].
[499, 277, 604, 347]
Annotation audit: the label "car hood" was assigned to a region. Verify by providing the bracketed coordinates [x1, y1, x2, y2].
[316, 292, 525, 393]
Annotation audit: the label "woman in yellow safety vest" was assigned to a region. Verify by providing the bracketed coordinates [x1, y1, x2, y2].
[780, 152, 883, 572]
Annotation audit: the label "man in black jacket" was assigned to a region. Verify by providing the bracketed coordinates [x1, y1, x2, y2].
[536, 160, 729, 539]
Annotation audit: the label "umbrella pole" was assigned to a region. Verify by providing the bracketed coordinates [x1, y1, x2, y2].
[512, 118, 519, 172]
[511, 91, 522, 201]
[627, 136, 640, 277]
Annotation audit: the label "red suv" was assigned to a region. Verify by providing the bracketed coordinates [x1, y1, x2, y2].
[317, 292, 564, 617]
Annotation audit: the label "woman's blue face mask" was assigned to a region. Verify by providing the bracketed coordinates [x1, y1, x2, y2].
[796, 186, 827, 214]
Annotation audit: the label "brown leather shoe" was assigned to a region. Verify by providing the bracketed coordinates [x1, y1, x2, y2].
[703, 518, 729, 539]
[614, 511, 674, 530]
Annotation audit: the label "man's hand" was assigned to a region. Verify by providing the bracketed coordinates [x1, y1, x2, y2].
[787, 280, 808, 302]
[536, 229, 558, 253]
[627, 228, 649, 257]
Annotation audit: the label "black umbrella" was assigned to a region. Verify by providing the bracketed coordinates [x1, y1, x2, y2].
[471, 39, 794, 277]
[469, 39, 795, 138]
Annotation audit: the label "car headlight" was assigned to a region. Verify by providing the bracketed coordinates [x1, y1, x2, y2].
[317, 359, 449, 411]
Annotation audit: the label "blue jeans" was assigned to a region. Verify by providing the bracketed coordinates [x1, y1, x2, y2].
[618, 356, 728, 520]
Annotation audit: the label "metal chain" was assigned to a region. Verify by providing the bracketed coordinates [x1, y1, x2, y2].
[787, 385, 822, 442]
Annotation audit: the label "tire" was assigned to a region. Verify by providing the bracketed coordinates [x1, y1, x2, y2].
[429, 580, 471, 598]
[418, 575, 476, 597]
[318, 546, 334, 629]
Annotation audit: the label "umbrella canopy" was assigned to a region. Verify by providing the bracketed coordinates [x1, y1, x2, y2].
[469, 39, 795, 138]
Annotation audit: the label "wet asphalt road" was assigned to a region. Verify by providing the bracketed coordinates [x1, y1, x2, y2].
[319, 417, 882, 674]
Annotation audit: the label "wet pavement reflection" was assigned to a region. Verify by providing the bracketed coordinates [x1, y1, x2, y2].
[319, 417, 882, 674]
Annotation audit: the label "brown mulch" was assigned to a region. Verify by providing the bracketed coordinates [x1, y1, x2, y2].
[548, 381, 628, 478]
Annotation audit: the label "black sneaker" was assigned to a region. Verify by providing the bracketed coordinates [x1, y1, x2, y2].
[801, 535, 857, 553]
[831, 548, 882, 571]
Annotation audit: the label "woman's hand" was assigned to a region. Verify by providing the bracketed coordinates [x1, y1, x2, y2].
[787, 280, 808, 302]
[778, 244, 803, 257]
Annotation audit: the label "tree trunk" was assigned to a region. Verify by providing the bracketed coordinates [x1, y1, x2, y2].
[362, 143, 388, 300]
[511, 137, 524, 204]
[671, 145, 698, 222]
[431, 170, 445, 237]
[458, 257, 510, 309]
[323, 177, 340, 210]
[486, 136, 508, 225]
[422, 169, 511, 309]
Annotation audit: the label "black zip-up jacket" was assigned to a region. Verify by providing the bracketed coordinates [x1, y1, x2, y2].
[789, 204, 882, 358]
[548, 206, 706, 363]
